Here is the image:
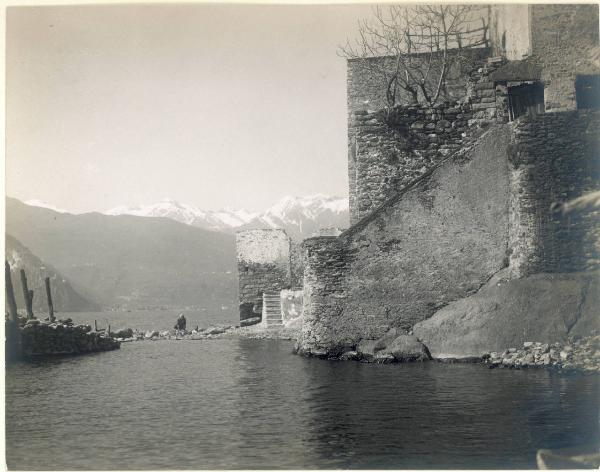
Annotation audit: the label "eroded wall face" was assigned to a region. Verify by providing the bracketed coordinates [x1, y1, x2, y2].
[301, 125, 512, 353]
[236, 230, 291, 321]
[508, 110, 600, 276]
[530, 4, 600, 112]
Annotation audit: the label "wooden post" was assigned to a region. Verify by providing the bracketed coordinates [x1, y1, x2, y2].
[45, 277, 55, 322]
[107, 324, 111, 336]
[94, 320, 98, 331]
[5, 261, 21, 361]
[5, 262, 18, 322]
[19, 269, 34, 319]
[28, 290, 34, 317]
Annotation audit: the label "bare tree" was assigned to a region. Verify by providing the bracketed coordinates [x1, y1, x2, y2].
[340, 5, 489, 108]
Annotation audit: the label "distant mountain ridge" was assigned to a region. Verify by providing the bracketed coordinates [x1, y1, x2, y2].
[104, 194, 350, 240]
[6, 234, 100, 312]
[6, 197, 237, 311]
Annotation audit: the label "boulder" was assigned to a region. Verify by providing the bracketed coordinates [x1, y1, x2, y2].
[413, 271, 599, 359]
[357, 339, 380, 361]
[374, 328, 402, 351]
[382, 335, 432, 362]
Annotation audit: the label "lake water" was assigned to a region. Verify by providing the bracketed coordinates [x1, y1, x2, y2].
[5, 311, 600, 470]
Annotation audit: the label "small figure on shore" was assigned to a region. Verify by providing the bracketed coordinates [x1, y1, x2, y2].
[174, 314, 187, 332]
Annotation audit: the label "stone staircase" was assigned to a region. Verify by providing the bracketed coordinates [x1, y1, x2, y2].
[262, 291, 283, 327]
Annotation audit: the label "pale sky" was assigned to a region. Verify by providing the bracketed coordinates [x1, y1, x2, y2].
[6, 3, 375, 213]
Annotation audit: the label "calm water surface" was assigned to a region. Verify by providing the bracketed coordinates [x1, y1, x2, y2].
[5, 312, 600, 469]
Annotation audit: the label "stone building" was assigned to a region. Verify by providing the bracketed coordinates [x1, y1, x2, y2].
[236, 229, 292, 322]
[236, 4, 599, 350]
[297, 3, 600, 356]
[236, 228, 304, 325]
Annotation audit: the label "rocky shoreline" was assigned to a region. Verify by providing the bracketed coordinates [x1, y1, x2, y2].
[13, 315, 600, 374]
[295, 326, 600, 374]
[482, 335, 600, 373]
[114, 322, 300, 343]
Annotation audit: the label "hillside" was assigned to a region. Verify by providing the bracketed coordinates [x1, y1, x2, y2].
[5, 234, 100, 313]
[6, 197, 237, 310]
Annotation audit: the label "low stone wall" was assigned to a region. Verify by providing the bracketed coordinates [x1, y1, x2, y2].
[508, 110, 600, 276]
[19, 319, 120, 357]
[300, 125, 513, 354]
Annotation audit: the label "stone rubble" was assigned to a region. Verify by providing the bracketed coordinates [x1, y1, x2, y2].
[483, 335, 600, 373]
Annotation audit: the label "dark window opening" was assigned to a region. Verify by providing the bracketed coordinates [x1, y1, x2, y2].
[507, 82, 545, 121]
[576, 75, 600, 109]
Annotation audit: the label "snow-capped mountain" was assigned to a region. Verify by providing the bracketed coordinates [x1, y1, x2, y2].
[246, 194, 349, 239]
[104, 194, 349, 240]
[24, 199, 68, 213]
[105, 198, 258, 231]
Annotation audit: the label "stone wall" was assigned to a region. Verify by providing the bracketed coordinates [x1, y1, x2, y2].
[489, 5, 532, 61]
[289, 240, 305, 289]
[349, 103, 477, 223]
[348, 55, 513, 224]
[19, 318, 120, 357]
[347, 50, 492, 224]
[347, 48, 491, 115]
[236, 229, 291, 321]
[530, 4, 599, 112]
[508, 110, 600, 276]
[300, 125, 512, 354]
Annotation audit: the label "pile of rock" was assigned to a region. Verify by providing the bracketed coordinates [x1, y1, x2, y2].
[484, 335, 600, 373]
[298, 328, 432, 363]
[20, 319, 120, 357]
[118, 325, 239, 342]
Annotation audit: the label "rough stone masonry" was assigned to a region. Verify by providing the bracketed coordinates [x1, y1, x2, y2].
[297, 4, 600, 356]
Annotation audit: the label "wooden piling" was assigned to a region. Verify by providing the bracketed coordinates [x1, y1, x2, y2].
[5, 261, 21, 361]
[19, 269, 34, 319]
[94, 320, 98, 331]
[45, 277, 55, 322]
[5, 262, 18, 322]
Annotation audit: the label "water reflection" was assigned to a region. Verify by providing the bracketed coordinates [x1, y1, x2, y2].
[6, 338, 600, 470]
